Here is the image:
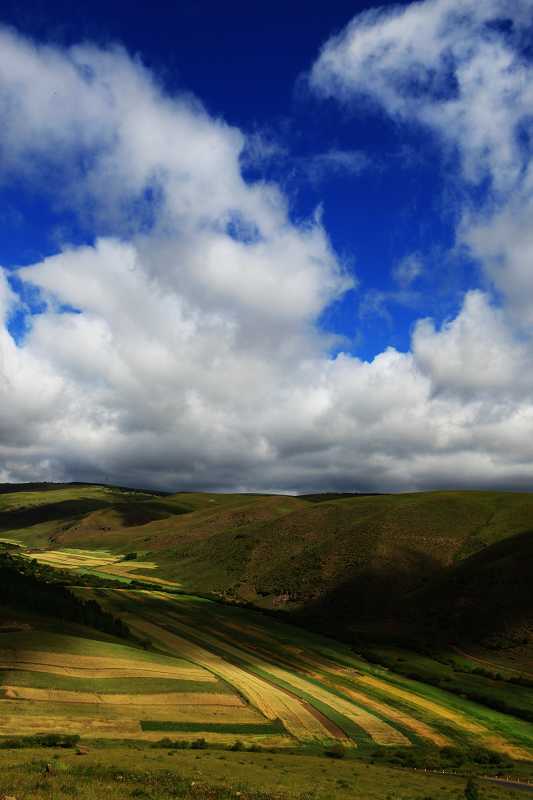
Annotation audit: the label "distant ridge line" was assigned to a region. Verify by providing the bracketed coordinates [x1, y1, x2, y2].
[300, 492, 388, 502]
[0, 481, 171, 497]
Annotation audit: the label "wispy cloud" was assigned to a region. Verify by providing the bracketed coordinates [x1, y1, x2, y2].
[242, 131, 369, 185]
[310, 0, 533, 326]
[393, 253, 424, 288]
[301, 148, 370, 183]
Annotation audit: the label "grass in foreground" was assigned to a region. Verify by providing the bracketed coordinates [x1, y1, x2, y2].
[0, 746, 525, 800]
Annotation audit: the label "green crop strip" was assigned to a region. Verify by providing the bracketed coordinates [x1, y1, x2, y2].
[140, 719, 287, 734]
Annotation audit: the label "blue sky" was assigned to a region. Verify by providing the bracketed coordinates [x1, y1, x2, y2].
[0, 0, 532, 491]
[0, 0, 469, 359]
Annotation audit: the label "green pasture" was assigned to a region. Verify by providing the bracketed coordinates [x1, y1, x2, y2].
[0, 745, 526, 800]
[141, 720, 287, 735]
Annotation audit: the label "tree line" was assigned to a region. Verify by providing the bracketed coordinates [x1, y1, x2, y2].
[0, 552, 132, 641]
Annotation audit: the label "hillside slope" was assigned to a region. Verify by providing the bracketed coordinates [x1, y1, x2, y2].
[1, 484, 532, 652]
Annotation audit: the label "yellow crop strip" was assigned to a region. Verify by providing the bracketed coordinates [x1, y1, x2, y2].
[150, 606, 407, 747]
[26, 548, 181, 588]
[332, 685, 451, 748]
[356, 674, 483, 733]
[0, 649, 215, 681]
[2, 687, 245, 706]
[120, 611, 346, 744]
[0, 713, 143, 738]
[356, 674, 533, 760]
[263, 666, 409, 746]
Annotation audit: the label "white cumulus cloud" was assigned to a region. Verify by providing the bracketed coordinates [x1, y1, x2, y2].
[1, 19, 533, 492]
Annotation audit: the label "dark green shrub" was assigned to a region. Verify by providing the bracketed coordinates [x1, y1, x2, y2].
[0, 733, 80, 749]
[190, 738, 207, 750]
[464, 777, 479, 800]
[229, 740, 245, 751]
[324, 742, 346, 759]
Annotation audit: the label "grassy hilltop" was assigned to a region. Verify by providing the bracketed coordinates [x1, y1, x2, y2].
[1, 483, 533, 799]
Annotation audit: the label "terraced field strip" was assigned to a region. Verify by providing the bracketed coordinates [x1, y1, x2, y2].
[129, 597, 414, 747]
[1, 667, 269, 739]
[0, 696, 289, 743]
[26, 548, 181, 588]
[133, 592, 533, 757]
[356, 673, 484, 734]
[331, 685, 451, 748]
[0, 661, 210, 680]
[259, 665, 409, 746]
[112, 599, 344, 744]
[1, 700, 266, 729]
[0, 669, 229, 696]
[160, 613, 409, 747]
[28, 550, 157, 574]
[34, 550, 117, 564]
[207, 624, 430, 741]
[129, 617, 341, 744]
[0, 649, 215, 681]
[356, 673, 533, 760]
[140, 720, 286, 734]
[2, 687, 245, 706]
[200, 620, 452, 749]
[0, 713, 142, 738]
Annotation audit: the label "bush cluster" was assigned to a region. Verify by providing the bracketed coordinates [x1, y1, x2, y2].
[0, 733, 80, 749]
[151, 738, 208, 750]
[370, 744, 513, 772]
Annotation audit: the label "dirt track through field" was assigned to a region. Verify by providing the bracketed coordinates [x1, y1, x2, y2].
[452, 646, 533, 681]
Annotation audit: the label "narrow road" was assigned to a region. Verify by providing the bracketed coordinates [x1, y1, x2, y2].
[452, 646, 533, 681]
[482, 778, 533, 794]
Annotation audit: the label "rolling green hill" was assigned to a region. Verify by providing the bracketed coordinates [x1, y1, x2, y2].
[1, 484, 532, 656]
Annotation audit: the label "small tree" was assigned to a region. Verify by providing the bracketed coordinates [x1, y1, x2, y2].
[464, 777, 479, 800]
[190, 738, 207, 750]
[229, 740, 245, 751]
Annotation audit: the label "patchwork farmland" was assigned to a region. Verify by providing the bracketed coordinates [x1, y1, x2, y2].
[90, 587, 533, 759]
[5, 551, 532, 757]
[1, 484, 533, 800]
[26, 547, 181, 588]
[0, 627, 289, 746]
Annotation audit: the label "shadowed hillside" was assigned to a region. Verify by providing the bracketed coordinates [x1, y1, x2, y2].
[1, 484, 532, 656]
